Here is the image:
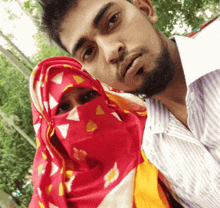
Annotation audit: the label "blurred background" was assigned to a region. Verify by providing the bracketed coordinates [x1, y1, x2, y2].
[0, 0, 219, 206]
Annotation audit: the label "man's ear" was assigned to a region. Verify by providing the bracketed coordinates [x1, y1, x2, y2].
[131, 0, 157, 24]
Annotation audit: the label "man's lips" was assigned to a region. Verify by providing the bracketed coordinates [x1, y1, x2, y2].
[119, 54, 142, 78]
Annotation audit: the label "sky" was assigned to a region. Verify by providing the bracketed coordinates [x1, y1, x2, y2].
[0, 0, 38, 57]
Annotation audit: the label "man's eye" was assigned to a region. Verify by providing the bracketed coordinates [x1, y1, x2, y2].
[83, 47, 95, 60]
[80, 90, 99, 104]
[107, 14, 118, 29]
[57, 102, 70, 115]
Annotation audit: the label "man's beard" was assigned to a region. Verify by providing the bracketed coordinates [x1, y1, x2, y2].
[131, 44, 175, 99]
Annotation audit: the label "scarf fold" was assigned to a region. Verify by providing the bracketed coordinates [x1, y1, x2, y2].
[29, 56, 170, 208]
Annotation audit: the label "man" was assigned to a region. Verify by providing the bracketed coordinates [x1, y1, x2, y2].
[40, 0, 220, 207]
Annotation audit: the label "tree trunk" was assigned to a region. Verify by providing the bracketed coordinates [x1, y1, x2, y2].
[0, 110, 36, 149]
[0, 30, 34, 69]
[0, 45, 31, 80]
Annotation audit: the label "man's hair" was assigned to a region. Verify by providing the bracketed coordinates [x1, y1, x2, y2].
[40, 0, 77, 51]
[40, 0, 132, 52]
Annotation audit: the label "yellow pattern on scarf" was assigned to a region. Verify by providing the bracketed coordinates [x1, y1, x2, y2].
[134, 151, 170, 208]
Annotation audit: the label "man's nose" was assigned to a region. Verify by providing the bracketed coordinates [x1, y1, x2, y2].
[96, 36, 124, 64]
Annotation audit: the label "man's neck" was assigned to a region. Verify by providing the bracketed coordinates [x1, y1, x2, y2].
[153, 39, 189, 128]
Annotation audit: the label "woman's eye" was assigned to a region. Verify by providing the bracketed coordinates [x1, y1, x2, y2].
[108, 14, 118, 29]
[57, 102, 70, 114]
[83, 47, 95, 60]
[80, 90, 99, 104]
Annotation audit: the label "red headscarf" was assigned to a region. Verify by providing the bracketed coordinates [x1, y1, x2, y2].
[29, 57, 170, 208]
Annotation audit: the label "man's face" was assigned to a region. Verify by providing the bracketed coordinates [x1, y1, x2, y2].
[60, 0, 173, 95]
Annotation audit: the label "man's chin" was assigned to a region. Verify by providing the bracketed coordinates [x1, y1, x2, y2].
[129, 81, 161, 99]
[131, 80, 169, 99]
[131, 46, 175, 99]
[130, 67, 175, 99]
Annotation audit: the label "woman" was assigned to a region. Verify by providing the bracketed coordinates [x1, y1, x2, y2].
[29, 56, 178, 207]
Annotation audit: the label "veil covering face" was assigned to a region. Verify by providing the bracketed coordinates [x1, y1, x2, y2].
[29, 57, 170, 208]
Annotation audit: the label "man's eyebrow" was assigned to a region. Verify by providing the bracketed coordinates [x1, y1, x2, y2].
[72, 38, 86, 56]
[72, 3, 114, 56]
[93, 2, 114, 27]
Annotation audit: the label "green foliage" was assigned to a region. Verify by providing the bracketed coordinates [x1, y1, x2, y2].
[152, 0, 220, 37]
[32, 31, 70, 65]
[22, 0, 42, 27]
[4, 8, 20, 20]
[0, 54, 35, 206]
[23, 0, 42, 18]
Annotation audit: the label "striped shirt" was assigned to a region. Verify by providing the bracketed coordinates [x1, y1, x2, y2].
[143, 17, 220, 208]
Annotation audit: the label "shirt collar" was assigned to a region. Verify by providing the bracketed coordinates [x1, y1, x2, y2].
[173, 18, 220, 87]
[145, 18, 220, 133]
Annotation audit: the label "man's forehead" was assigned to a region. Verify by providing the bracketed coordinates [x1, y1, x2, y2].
[62, 0, 116, 28]
[60, 0, 114, 51]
